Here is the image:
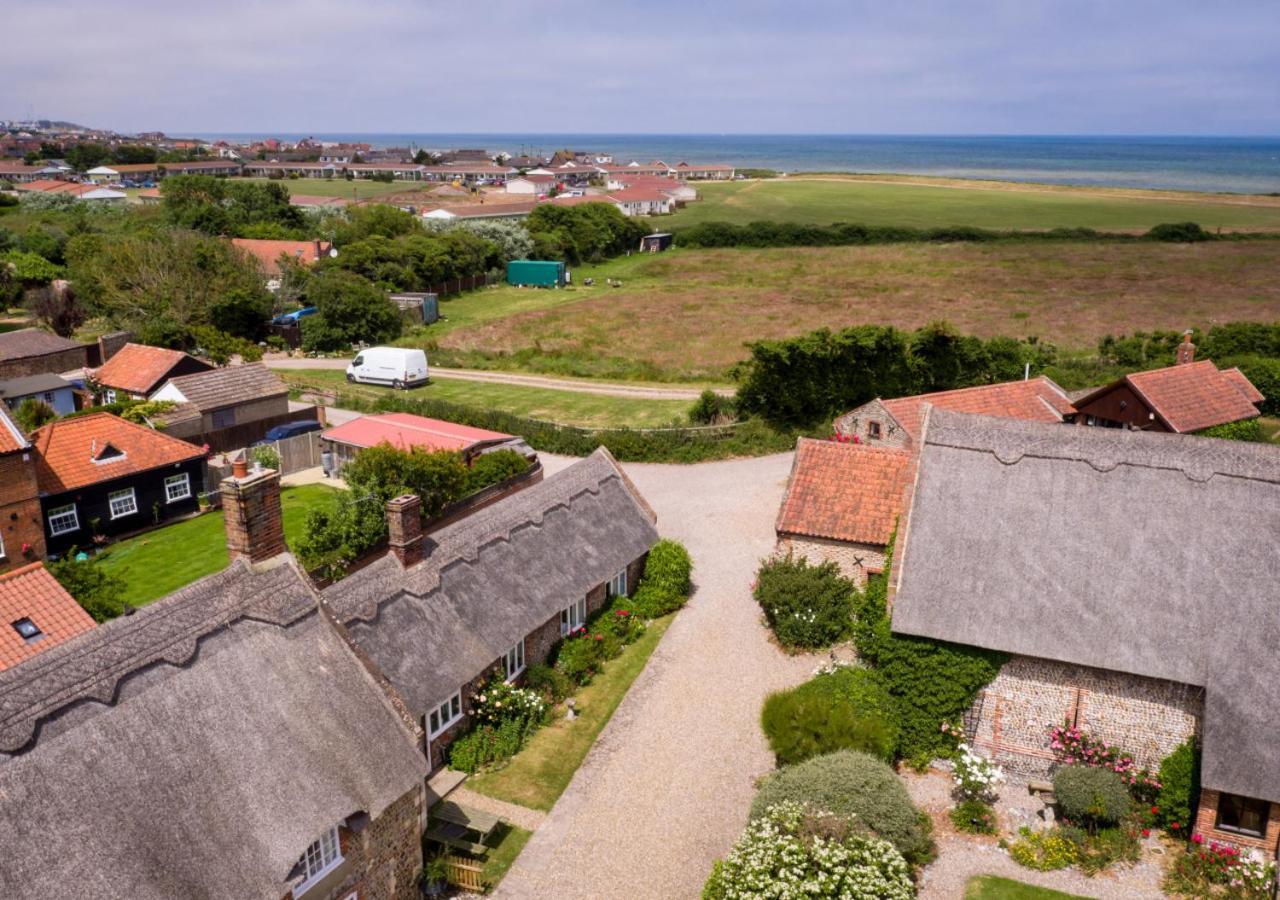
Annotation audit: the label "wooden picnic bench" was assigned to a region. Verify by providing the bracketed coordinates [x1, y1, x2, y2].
[425, 801, 504, 857]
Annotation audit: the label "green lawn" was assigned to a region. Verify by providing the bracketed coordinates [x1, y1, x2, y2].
[479, 823, 532, 888]
[965, 875, 1092, 899]
[95, 484, 340, 606]
[240, 176, 432, 200]
[668, 177, 1280, 231]
[274, 368, 696, 429]
[468, 614, 673, 811]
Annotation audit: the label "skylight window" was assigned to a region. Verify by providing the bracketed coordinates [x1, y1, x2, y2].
[12, 618, 42, 643]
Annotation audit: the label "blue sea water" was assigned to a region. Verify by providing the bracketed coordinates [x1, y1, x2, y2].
[192, 133, 1280, 194]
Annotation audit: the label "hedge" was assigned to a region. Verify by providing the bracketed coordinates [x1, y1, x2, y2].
[630, 539, 693, 618]
[753, 554, 856, 648]
[760, 666, 900, 765]
[1154, 739, 1201, 834]
[1052, 765, 1132, 828]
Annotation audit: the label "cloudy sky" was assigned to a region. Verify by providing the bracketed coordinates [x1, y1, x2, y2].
[4, 0, 1278, 135]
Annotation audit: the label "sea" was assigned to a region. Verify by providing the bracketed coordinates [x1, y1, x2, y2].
[190, 134, 1280, 195]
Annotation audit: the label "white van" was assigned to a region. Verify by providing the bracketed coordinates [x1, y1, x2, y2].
[346, 347, 429, 389]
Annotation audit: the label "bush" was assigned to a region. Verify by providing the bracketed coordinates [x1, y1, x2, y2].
[688, 389, 736, 425]
[1053, 765, 1132, 829]
[1007, 827, 1079, 871]
[704, 802, 914, 900]
[553, 629, 606, 685]
[753, 555, 855, 649]
[47, 549, 127, 622]
[525, 663, 572, 704]
[13, 398, 55, 433]
[749, 750, 935, 866]
[343, 443, 468, 518]
[1196, 419, 1264, 442]
[1221, 355, 1280, 417]
[629, 539, 692, 618]
[1154, 739, 1200, 834]
[463, 448, 530, 494]
[447, 717, 529, 774]
[760, 666, 899, 765]
[950, 800, 997, 835]
[249, 444, 280, 471]
[1146, 222, 1213, 242]
[1164, 839, 1277, 899]
[595, 597, 647, 645]
[1067, 823, 1142, 876]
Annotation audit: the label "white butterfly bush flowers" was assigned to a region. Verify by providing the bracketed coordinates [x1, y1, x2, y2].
[952, 743, 1005, 802]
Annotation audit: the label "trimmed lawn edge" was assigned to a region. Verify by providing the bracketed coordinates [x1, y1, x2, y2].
[466, 613, 674, 812]
[964, 874, 1093, 900]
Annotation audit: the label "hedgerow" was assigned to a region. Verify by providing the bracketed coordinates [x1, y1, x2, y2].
[760, 666, 900, 765]
[753, 555, 856, 648]
[630, 539, 693, 618]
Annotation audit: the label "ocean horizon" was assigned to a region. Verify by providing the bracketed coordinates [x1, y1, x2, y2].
[187, 133, 1280, 194]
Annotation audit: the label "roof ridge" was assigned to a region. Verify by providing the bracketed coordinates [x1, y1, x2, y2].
[0, 560, 315, 755]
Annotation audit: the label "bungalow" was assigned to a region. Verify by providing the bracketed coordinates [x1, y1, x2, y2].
[0, 561, 94, 672]
[0, 162, 46, 183]
[606, 188, 672, 216]
[0, 373, 78, 416]
[0, 551, 429, 899]
[670, 161, 736, 180]
[833, 376, 1076, 446]
[342, 162, 427, 181]
[231, 238, 334, 291]
[150, 363, 292, 449]
[0, 328, 88, 381]
[505, 174, 556, 195]
[13, 179, 126, 202]
[241, 161, 337, 179]
[421, 200, 537, 222]
[889, 409, 1280, 858]
[93, 342, 212, 401]
[0, 404, 46, 568]
[1073, 351, 1263, 433]
[32, 413, 207, 554]
[321, 411, 530, 474]
[419, 163, 517, 184]
[323, 447, 659, 769]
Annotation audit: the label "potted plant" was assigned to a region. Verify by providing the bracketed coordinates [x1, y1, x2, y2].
[197, 492, 210, 512]
[419, 854, 449, 897]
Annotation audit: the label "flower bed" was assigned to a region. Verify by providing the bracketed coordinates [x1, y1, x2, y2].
[1164, 838, 1278, 898]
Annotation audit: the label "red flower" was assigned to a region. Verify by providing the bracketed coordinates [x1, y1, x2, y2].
[1171, 822, 1179, 830]
[1142, 829, 1151, 838]
[1192, 833, 1203, 844]
[594, 634, 603, 641]
[1151, 806, 1159, 814]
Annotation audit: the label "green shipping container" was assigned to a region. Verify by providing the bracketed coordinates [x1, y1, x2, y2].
[506, 259, 566, 287]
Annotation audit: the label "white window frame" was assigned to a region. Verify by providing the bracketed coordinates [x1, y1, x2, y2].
[560, 598, 588, 636]
[295, 826, 343, 895]
[103, 389, 117, 404]
[503, 640, 526, 681]
[427, 691, 462, 739]
[48, 503, 80, 536]
[606, 568, 628, 599]
[108, 487, 138, 520]
[164, 472, 192, 503]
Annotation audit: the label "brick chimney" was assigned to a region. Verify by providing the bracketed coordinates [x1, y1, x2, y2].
[1176, 330, 1196, 365]
[386, 494, 424, 567]
[222, 455, 285, 563]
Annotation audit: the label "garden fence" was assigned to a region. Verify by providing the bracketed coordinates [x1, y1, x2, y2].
[442, 855, 484, 892]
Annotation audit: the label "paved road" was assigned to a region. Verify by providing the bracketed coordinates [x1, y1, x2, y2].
[269, 357, 727, 400]
[497, 452, 817, 900]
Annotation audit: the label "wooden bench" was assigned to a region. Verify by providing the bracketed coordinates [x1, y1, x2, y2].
[425, 822, 489, 857]
[1028, 780, 1056, 804]
[425, 801, 505, 857]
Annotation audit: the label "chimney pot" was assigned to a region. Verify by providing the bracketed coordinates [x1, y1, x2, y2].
[231, 452, 248, 479]
[386, 494, 424, 567]
[1176, 331, 1197, 365]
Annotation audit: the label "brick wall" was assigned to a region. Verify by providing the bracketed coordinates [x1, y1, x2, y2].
[776, 534, 887, 585]
[967, 654, 1203, 779]
[0, 347, 88, 381]
[0, 451, 44, 569]
[1194, 789, 1280, 856]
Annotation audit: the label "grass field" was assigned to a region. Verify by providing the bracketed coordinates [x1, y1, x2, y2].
[276, 368, 695, 428]
[964, 876, 1090, 899]
[95, 484, 339, 606]
[433, 242, 1280, 381]
[667, 176, 1280, 231]
[468, 614, 672, 811]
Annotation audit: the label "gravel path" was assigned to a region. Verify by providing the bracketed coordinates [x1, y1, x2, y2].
[268, 357, 724, 400]
[496, 452, 817, 899]
[449, 787, 547, 832]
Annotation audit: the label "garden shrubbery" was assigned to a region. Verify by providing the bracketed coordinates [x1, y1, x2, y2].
[1053, 765, 1133, 829]
[1164, 838, 1278, 899]
[629, 539, 693, 618]
[749, 750, 935, 866]
[703, 802, 914, 900]
[463, 449, 530, 494]
[753, 555, 855, 649]
[1154, 739, 1200, 835]
[760, 665, 899, 765]
[447, 673, 547, 774]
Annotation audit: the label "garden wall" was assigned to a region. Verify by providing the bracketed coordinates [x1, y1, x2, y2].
[966, 654, 1203, 779]
[775, 534, 888, 586]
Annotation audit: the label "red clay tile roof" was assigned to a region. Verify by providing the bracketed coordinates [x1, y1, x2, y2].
[322, 412, 512, 454]
[230, 239, 331, 275]
[0, 404, 29, 455]
[0, 562, 95, 672]
[1122, 360, 1262, 433]
[32, 412, 205, 494]
[776, 438, 914, 545]
[883, 376, 1074, 441]
[1221, 366, 1265, 404]
[94, 343, 193, 395]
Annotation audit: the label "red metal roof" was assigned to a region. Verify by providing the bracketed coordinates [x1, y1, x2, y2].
[776, 439, 914, 546]
[882, 376, 1074, 441]
[322, 413, 513, 453]
[0, 562, 96, 672]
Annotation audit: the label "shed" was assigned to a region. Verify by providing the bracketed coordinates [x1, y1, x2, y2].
[506, 260, 566, 288]
[388, 292, 440, 325]
[321, 412, 529, 473]
[639, 232, 673, 253]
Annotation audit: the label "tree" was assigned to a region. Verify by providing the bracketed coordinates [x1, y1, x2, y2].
[160, 175, 305, 237]
[65, 142, 112, 172]
[332, 203, 422, 244]
[25, 279, 85, 337]
[112, 144, 158, 165]
[13, 398, 56, 432]
[47, 551, 128, 622]
[343, 444, 469, 518]
[300, 269, 401, 352]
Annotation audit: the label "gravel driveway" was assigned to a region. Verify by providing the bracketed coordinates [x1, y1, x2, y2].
[496, 451, 817, 899]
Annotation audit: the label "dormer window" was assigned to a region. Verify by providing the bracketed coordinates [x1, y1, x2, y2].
[92, 442, 126, 464]
[12, 618, 42, 644]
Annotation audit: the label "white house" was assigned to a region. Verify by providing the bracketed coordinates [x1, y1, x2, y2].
[85, 166, 121, 183]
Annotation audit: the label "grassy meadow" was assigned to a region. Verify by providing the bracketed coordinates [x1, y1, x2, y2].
[666, 176, 1280, 231]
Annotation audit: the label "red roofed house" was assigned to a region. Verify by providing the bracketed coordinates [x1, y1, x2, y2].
[93, 343, 213, 402]
[834, 376, 1075, 447]
[322, 412, 530, 474]
[775, 438, 914, 584]
[0, 404, 47, 570]
[0, 562, 95, 672]
[231, 238, 333, 292]
[1072, 343, 1263, 433]
[32, 413, 207, 554]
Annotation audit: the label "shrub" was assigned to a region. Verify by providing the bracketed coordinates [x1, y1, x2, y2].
[1146, 222, 1213, 242]
[1053, 764, 1132, 829]
[753, 555, 854, 649]
[468, 674, 546, 729]
[750, 750, 935, 866]
[950, 800, 997, 835]
[760, 666, 900, 765]
[1154, 739, 1200, 835]
[12, 398, 55, 433]
[952, 743, 1005, 802]
[249, 444, 280, 471]
[1164, 838, 1277, 899]
[1220, 355, 1280, 417]
[1196, 419, 1264, 442]
[525, 663, 572, 704]
[1067, 823, 1142, 876]
[595, 597, 647, 645]
[343, 443, 469, 519]
[1007, 827, 1079, 871]
[703, 801, 914, 900]
[688, 389, 736, 425]
[554, 628, 606, 685]
[47, 549, 128, 622]
[463, 448, 529, 494]
[447, 717, 530, 774]
[630, 539, 692, 618]
[1048, 722, 1160, 800]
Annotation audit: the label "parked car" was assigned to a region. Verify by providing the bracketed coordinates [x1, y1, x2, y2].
[251, 420, 324, 446]
[346, 347, 429, 389]
[272, 306, 318, 326]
